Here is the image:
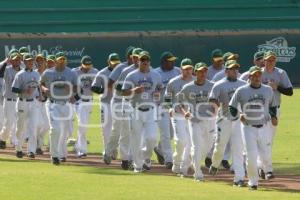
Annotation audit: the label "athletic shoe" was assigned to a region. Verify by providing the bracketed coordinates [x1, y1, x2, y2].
[16, 151, 24, 158]
[172, 165, 181, 174]
[133, 168, 144, 173]
[205, 157, 212, 168]
[249, 185, 258, 190]
[0, 140, 6, 149]
[128, 160, 134, 170]
[77, 152, 87, 158]
[27, 152, 35, 159]
[259, 169, 266, 180]
[103, 154, 111, 165]
[266, 172, 275, 180]
[36, 148, 44, 155]
[154, 147, 164, 165]
[221, 160, 231, 169]
[121, 160, 129, 170]
[143, 159, 151, 170]
[209, 166, 218, 176]
[165, 162, 173, 169]
[60, 157, 67, 162]
[194, 176, 204, 182]
[52, 157, 60, 165]
[111, 149, 118, 160]
[233, 180, 245, 187]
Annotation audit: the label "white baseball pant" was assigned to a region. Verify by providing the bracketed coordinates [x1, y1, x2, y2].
[156, 105, 173, 163]
[36, 101, 50, 149]
[189, 119, 215, 179]
[100, 102, 112, 155]
[171, 113, 192, 173]
[47, 102, 73, 158]
[15, 99, 39, 153]
[0, 99, 17, 144]
[211, 119, 245, 182]
[75, 100, 93, 154]
[242, 123, 269, 186]
[131, 108, 157, 170]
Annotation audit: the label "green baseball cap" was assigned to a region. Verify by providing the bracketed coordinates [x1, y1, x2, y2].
[180, 58, 193, 69]
[55, 52, 66, 60]
[81, 55, 93, 68]
[47, 55, 56, 62]
[23, 53, 34, 61]
[264, 51, 277, 60]
[126, 46, 135, 57]
[194, 62, 208, 71]
[8, 49, 19, 56]
[9, 52, 21, 60]
[223, 52, 239, 62]
[138, 51, 151, 59]
[211, 49, 223, 61]
[35, 54, 45, 60]
[160, 51, 177, 62]
[19, 46, 29, 55]
[225, 60, 240, 69]
[132, 48, 143, 57]
[249, 65, 262, 75]
[108, 53, 121, 65]
[253, 51, 265, 61]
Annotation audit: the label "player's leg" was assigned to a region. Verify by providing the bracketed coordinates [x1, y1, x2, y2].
[101, 102, 112, 157]
[0, 100, 17, 147]
[242, 125, 259, 188]
[211, 119, 232, 172]
[36, 102, 50, 153]
[230, 120, 245, 184]
[26, 101, 40, 157]
[131, 110, 144, 172]
[142, 109, 158, 170]
[14, 100, 28, 157]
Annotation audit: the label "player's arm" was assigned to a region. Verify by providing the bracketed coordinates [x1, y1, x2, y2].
[11, 73, 22, 94]
[91, 73, 105, 94]
[228, 90, 240, 121]
[269, 90, 278, 126]
[0, 58, 9, 78]
[121, 75, 144, 96]
[175, 89, 191, 119]
[277, 70, 293, 96]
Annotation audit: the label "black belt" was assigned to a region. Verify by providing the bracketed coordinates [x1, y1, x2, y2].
[19, 98, 34, 102]
[6, 98, 16, 101]
[137, 107, 152, 112]
[252, 125, 263, 128]
[50, 100, 67, 104]
[81, 99, 92, 102]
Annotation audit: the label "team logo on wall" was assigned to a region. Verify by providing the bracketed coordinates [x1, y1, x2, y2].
[257, 37, 296, 62]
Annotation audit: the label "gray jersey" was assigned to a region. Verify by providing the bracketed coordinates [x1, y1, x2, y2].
[165, 75, 194, 112]
[3, 65, 21, 99]
[113, 64, 139, 102]
[109, 62, 130, 82]
[261, 67, 292, 106]
[177, 80, 214, 122]
[229, 84, 276, 126]
[72, 67, 99, 99]
[209, 78, 246, 119]
[211, 69, 241, 82]
[122, 69, 163, 109]
[207, 65, 224, 80]
[12, 69, 40, 99]
[92, 67, 113, 103]
[240, 71, 250, 81]
[40, 66, 77, 101]
[154, 67, 181, 104]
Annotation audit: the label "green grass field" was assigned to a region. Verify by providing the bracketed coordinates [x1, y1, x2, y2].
[0, 90, 299, 200]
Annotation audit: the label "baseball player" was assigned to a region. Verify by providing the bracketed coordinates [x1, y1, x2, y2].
[11, 53, 41, 158]
[212, 52, 239, 82]
[122, 51, 163, 173]
[259, 51, 293, 179]
[207, 49, 224, 80]
[35, 54, 50, 155]
[0, 52, 22, 149]
[106, 46, 134, 169]
[40, 52, 78, 165]
[0, 57, 10, 132]
[176, 62, 215, 181]
[240, 51, 265, 81]
[46, 55, 56, 69]
[103, 47, 142, 168]
[90, 54, 120, 159]
[154, 51, 181, 169]
[72, 55, 99, 158]
[164, 58, 194, 175]
[229, 65, 277, 190]
[208, 60, 246, 187]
